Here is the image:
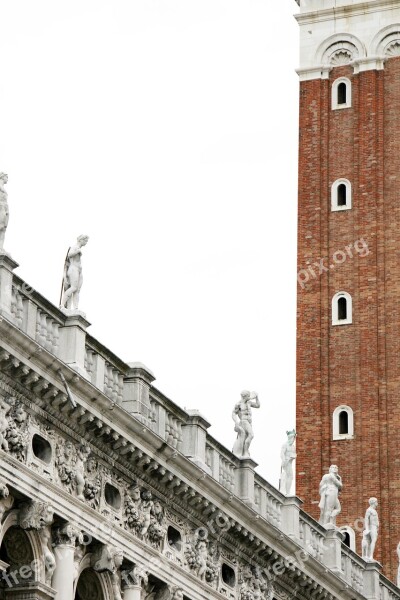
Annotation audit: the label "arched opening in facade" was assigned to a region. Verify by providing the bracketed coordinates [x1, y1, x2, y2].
[75, 568, 104, 600]
[0, 526, 36, 594]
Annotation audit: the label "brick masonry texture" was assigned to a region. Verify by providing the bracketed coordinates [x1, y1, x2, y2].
[296, 57, 400, 581]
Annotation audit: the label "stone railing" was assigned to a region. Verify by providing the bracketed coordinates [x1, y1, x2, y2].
[341, 545, 364, 595]
[299, 513, 325, 563]
[205, 440, 236, 493]
[379, 577, 400, 600]
[84, 336, 127, 401]
[10, 277, 64, 356]
[254, 476, 283, 528]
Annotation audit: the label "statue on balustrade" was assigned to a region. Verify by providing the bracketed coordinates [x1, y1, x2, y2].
[60, 234, 89, 311]
[318, 465, 342, 528]
[362, 497, 379, 561]
[279, 429, 296, 496]
[232, 390, 260, 459]
[0, 173, 9, 251]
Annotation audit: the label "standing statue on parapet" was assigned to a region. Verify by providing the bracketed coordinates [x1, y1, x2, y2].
[279, 430, 296, 496]
[232, 390, 260, 459]
[60, 235, 89, 311]
[362, 497, 379, 561]
[318, 465, 342, 528]
[0, 173, 9, 251]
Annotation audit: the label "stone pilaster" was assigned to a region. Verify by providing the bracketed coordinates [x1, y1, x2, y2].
[234, 458, 257, 508]
[362, 561, 382, 600]
[0, 254, 18, 320]
[281, 496, 302, 542]
[58, 312, 90, 378]
[321, 528, 343, 574]
[123, 363, 155, 420]
[182, 410, 211, 474]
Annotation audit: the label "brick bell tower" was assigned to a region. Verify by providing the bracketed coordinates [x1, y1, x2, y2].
[295, 0, 400, 580]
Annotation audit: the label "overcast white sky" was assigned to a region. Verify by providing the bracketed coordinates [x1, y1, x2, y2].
[0, 1, 299, 488]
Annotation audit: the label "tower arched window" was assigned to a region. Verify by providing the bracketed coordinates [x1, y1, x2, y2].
[339, 410, 349, 434]
[332, 77, 352, 110]
[333, 405, 354, 440]
[337, 82, 347, 104]
[332, 291, 352, 325]
[339, 526, 356, 551]
[331, 179, 352, 211]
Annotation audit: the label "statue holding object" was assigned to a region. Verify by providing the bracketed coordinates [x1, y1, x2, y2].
[60, 235, 89, 311]
[232, 390, 260, 459]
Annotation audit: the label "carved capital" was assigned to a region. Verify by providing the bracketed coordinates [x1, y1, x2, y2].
[53, 522, 83, 547]
[121, 565, 148, 589]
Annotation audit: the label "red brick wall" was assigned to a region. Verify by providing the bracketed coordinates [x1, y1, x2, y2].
[296, 58, 400, 580]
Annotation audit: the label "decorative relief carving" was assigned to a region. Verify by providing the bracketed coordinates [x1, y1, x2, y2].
[239, 565, 272, 600]
[40, 526, 56, 585]
[0, 478, 13, 520]
[385, 40, 400, 57]
[19, 500, 54, 530]
[0, 396, 11, 451]
[6, 402, 29, 461]
[184, 531, 220, 588]
[144, 583, 184, 600]
[121, 564, 148, 588]
[84, 454, 101, 508]
[18, 500, 55, 585]
[330, 50, 353, 65]
[322, 41, 358, 65]
[91, 544, 123, 600]
[53, 522, 83, 546]
[124, 484, 166, 548]
[56, 440, 90, 499]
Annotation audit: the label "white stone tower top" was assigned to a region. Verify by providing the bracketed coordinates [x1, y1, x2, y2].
[295, 0, 400, 79]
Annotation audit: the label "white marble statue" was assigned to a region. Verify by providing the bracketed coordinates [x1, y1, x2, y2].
[362, 498, 379, 561]
[232, 390, 260, 459]
[60, 235, 89, 311]
[279, 430, 296, 496]
[318, 465, 342, 528]
[0, 173, 9, 251]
